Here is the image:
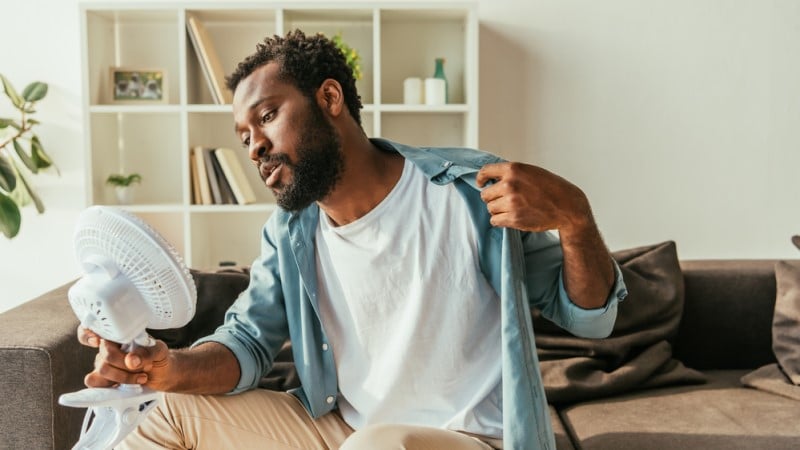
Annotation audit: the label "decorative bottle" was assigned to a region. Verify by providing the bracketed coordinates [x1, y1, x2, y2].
[433, 57, 448, 104]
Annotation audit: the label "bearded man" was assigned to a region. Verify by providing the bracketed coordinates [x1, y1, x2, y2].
[79, 30, 626, 450]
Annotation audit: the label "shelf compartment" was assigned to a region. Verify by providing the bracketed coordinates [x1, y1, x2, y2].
[381, 112, 466, 148]
[85, 10, 180, 105]
[89, 112, 183, 205]
[283, 8, 375, 105]
[132, 211, 187, 260]
[185, 9, 278, 105]
[187, 112, 274, 204]
[189, 210, 273, 269]
[380, 9, 469, 105]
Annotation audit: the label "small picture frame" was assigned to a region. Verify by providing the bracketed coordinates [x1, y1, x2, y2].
[110, 68, 167, 103]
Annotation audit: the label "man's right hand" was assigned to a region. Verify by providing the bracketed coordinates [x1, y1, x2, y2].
[78, 327, 174, 391]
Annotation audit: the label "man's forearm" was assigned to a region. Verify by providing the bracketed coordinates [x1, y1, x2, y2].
[163, 342, 241, 394]
[559, 215, 615, 310]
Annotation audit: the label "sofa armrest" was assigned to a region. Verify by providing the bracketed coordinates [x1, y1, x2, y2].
[0, 281, 94, 450]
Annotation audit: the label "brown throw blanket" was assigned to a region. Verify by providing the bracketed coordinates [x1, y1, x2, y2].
[534, 241, 706, 404]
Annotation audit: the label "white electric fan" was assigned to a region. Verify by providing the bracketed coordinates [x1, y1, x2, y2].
[58, 206, 196, 449]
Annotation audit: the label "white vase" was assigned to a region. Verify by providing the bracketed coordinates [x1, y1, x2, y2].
[114, 186, 134, 205]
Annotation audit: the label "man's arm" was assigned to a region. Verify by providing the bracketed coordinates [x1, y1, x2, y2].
[79, 327, 240, 394]
[476, 162, 614, 308]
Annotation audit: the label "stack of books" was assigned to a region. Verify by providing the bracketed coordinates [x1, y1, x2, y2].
[191, 146, 257, 205]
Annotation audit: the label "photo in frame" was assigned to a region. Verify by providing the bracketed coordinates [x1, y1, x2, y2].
[110, 68, 167, 103]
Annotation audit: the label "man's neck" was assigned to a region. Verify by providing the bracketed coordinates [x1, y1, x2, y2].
[317, 134, 404, 227]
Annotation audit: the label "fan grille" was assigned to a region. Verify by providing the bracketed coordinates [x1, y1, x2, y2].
[74, 207, 196, 329]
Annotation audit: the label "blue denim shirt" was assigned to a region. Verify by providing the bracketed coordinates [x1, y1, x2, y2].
[195, 139, 627, 449]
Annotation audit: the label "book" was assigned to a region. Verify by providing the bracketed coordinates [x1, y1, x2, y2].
[203, 147, 223, 204]
[190, 149, 201, 204]
[214, 147, 257, 205]
[192, 145, 213, 205]
[210, 150, 237, 204]
[186, 14, 232, 104]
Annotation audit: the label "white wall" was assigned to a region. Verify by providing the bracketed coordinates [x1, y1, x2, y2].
[2, 0, 798, 312]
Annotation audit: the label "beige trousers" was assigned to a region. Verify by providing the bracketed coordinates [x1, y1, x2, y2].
[117, 389, 502, 450]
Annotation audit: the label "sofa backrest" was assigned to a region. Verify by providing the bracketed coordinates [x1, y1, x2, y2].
[674, 259, 779, 370]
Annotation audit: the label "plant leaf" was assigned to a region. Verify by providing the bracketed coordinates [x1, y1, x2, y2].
[21, 82, 47, 102]
[0, 117, 14, 129]
[0, 154, 16, 193]
[16, 167, 44, 213]
[0, 191, 21, 238]
[13, 139, 37, 174]
[30, 136, 52, 169]
[0, 73, 25, 109]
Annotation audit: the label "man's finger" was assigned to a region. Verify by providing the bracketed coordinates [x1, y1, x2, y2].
[77, 327, 101, 348]
[485, 196, 511, 216]
[476, 162, 510, 187]
[84, 372, 116, 388]
[479, 181, 505, 203]
[94, 362, 147, 385]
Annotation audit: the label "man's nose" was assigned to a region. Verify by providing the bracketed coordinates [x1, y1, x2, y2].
[249, 132, 269, 161]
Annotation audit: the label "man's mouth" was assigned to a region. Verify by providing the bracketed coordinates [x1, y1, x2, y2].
[260, 162, 283, 188]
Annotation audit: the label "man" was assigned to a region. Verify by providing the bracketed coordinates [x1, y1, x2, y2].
[80, 31, 626, 449]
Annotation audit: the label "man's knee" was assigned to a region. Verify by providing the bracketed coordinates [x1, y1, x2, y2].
[340, 424, 424, 450]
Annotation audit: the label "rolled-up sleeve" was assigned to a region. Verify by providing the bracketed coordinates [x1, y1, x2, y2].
[553, 260, 627, 338]
[524, 230, 627, 339]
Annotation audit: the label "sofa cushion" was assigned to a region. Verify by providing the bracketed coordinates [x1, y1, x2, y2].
[558, 370, 800, 450]
[148, 268, 250, 348]
[533, 241, 705, 404]
[550, 404, 576, 450]
[675, 259, 778, 369]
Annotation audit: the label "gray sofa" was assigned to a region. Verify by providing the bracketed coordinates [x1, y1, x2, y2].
[1, 254, 799, 449]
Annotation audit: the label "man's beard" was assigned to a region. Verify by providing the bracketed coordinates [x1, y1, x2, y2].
[259, 101, 344, 212]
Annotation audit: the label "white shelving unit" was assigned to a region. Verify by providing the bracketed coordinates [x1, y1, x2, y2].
[80, 2, 479, 269]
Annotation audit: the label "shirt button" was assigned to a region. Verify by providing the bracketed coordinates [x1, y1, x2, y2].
[322, 343, 329, 351]
[442, 161, 453, 168]
[326, 396, 335, 404]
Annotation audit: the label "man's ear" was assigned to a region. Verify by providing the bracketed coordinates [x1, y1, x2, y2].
[316, 79, 344, 117]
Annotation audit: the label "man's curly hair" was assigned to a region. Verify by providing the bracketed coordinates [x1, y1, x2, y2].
[226, 29, 362, 125]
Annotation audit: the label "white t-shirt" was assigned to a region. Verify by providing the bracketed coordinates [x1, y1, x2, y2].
[315, 159, 503, 438]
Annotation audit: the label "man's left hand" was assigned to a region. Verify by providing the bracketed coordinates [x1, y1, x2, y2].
[476, 162, 591, 234]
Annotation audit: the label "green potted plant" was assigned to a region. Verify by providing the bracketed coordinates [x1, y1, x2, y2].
[0, 73, 58, 239]
[331, 32, 363, 81]
[106, 172, 142, 205]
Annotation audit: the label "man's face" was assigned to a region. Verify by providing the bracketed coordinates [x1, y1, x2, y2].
[232, 63, 344, 211]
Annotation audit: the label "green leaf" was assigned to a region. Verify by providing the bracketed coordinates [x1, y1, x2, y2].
[0, 191, 21, 238]
[0, 154, 16, 193]
[0, 118, 14, 129]
[26, 118, 39, 126]
[21, 82, 47, 102]
[0, 73, 24, 109]
[13, 139, 37, 174]
[16, 167, 44, 213]
[30, 136, 52, 169]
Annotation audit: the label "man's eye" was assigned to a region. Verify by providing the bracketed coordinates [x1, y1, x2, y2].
[241, 137, 250, 148]
[260, 110, 275, 124]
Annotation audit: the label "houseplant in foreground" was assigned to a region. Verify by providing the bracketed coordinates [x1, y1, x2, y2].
[0, 73, 58, 239]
